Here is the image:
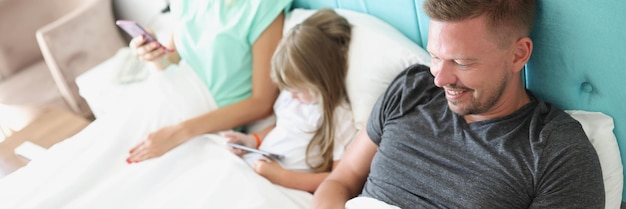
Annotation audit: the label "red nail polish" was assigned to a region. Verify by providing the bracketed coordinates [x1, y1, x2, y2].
[126, 158, 131, 164]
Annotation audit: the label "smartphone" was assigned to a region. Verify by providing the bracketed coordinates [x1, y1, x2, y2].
[115, 20, 172, 51]
[226, 143, 285, 160]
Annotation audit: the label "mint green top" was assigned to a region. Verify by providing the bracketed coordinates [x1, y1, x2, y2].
[170, 0, 292, 107]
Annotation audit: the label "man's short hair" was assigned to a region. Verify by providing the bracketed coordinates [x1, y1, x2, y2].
[424, 0, 536, 48]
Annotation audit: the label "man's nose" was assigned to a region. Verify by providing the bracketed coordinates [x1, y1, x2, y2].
[432, 61, 456, 88]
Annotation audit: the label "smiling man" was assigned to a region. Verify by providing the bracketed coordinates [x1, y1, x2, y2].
[312, 0, 605, 208]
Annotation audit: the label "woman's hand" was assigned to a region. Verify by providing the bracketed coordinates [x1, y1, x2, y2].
[126, 124, 192, 163]
[129, 33, 176, 70]
[222, 132, 258, 156]
[129, 34, 169, 61]
[253, 157, 286, 183]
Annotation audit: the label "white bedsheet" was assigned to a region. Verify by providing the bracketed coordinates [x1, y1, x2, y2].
[0, 63, 311, 209]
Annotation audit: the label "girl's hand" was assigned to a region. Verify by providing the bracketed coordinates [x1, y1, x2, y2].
[253, 157, 285, 183]
[126, 124, 192, 163]
[222, 132, 257, 156]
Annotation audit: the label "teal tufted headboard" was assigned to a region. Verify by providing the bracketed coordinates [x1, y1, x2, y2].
[526, 2, 626, 202]
[292, 0, 626, 202]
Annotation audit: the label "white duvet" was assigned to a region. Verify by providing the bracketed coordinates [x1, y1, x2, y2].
[0, 64, 311, 209]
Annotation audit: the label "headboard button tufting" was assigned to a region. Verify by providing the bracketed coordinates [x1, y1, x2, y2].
[580, 82, 594, 93]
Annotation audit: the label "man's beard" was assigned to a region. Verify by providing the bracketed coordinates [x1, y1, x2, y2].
[448, 75, 507, 116]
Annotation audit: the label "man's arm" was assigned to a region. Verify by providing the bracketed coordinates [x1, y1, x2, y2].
[529, 123, 605, 208]
[311, 129, 379, 209]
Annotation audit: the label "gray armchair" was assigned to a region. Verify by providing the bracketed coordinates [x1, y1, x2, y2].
[37, 0, 126, 117]
[0, 0, 125, 135]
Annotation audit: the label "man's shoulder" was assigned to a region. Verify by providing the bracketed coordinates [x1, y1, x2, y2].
[532, 98, 589, 143]
[377, 64, 442, 117]
[388, 64, 434, 92]
[401, 63, 431, 78]
[533, 96, 579, 127]
[380, 64, 436, 101]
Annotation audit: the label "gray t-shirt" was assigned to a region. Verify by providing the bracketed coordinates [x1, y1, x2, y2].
[362, 64, 604, 209]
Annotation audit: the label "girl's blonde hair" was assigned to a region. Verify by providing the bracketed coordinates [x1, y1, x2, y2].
[270, 9, 352, 172]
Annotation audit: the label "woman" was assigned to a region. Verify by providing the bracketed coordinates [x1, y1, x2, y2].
[126, 0, 291, 163]
[0, 0, 295, 208]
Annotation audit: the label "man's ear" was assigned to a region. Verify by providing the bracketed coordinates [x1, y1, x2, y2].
[512, 37, 533, 73]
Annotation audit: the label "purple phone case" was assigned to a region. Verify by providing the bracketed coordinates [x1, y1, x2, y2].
[115, 20, 157, 42]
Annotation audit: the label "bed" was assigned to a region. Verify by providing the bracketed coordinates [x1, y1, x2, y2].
[0, 0, 624, 208]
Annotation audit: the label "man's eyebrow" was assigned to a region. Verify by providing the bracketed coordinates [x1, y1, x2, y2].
[429, 54, 478, 61]
[426, 50, 478, 61]
[452, 58, 478, 61]
[427, 49, 478, 61]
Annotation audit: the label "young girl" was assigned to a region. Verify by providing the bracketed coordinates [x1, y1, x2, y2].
[224, 9, 357, 193]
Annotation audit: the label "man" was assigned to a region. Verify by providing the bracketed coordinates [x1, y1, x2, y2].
[311, 0, 605, 208]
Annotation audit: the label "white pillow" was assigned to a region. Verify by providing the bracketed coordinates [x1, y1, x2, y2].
[284, 9, 431, 130]
[565, 110, 623, 209]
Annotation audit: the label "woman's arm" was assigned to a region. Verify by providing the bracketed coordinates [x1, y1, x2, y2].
[183, 12, 283, 136]
[126, 13, 284, 163]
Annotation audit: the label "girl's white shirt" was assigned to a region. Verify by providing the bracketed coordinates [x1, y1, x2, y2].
[245, 91, 357, 172]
